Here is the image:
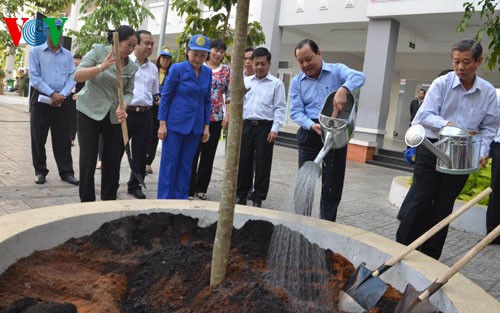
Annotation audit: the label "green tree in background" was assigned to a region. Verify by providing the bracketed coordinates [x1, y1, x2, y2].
[67, 0, 153, 54]
[171, 0, 265, 60]
[458, 0, 500, 71]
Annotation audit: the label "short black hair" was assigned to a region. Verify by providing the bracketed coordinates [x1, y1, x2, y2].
[107, 25, 136, 44]
[245, 47, 255, 53]
[136, 30, 152, 44]
[418, 88, 426, 94]
[452, 39, 482, 61]
[210, 38, 227, 51]
[294, 39, 319, 57]
[252, 47, 271, 62]
[73, 54, 82, 59]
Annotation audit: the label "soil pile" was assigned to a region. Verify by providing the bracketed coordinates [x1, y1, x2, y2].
[0, 213, 400, 312]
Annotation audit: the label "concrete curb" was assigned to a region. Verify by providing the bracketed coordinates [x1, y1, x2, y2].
[0, 200, 498, 313]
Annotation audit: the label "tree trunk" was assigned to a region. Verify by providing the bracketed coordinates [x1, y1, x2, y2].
[210, 0, 250, 286]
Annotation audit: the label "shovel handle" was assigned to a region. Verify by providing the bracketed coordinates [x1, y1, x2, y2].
[374, 187, 492, 276]
[418, 224, 500, 301]
[112, 32, 129, 146]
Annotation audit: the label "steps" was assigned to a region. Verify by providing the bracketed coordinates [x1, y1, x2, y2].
[367, 148, 414, 173]
[276, 131, 297, 149]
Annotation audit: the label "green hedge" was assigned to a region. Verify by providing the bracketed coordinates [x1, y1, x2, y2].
[457, 159, 492, 206]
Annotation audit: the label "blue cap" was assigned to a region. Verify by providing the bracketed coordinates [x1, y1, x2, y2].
[188, 34, 210, 52]
[159, 49, 172, 57]
[404, 147, 417, 165]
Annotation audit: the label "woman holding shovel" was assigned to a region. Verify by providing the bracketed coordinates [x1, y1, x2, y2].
[73, 25, 139, 202]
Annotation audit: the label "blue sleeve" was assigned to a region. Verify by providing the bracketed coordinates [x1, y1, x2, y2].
[159, 64, 180, 122]
[290, 75, 314, 130]
[337, 63, 365, 93]
[204, 69, 212, 125]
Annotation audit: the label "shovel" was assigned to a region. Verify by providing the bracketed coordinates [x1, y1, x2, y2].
[394, 224, 500, 313]
[338, 187, 492, 312]
[112, 32, 146, 189]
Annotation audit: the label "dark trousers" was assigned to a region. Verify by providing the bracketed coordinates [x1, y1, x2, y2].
[396, 143, 468, 259]
[30, 94, 74, 178]
[297, 128, 347, 222]
[69, 93, 77, 141]
[487, 142, 500, 236]
[145, 105, 160, 166]
[126, 109, 153, 191]
[77, 111, 124, 202]
[237, 120, 274, 201]
[190, 120, 223, 196]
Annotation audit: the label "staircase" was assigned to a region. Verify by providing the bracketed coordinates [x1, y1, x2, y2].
[366, 148, 414, 173]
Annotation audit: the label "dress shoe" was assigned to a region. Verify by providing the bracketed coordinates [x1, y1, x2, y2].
[61, 175, 79, 186]
[252, 200, 262, 208]
[34, 174, 46, 184]
[128, 189, 146, 199]
[236, 197, 247, 205]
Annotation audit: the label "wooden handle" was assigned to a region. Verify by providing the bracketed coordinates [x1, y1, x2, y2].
[112, 32, 128, 145]
[418, 224, 500, 301]
[380, 187, 491, 271]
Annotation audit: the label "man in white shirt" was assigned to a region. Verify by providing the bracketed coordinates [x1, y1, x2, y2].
[396, 39, 499, 259]
[127, 30, 159, 199]
[236, 47, 286, 207]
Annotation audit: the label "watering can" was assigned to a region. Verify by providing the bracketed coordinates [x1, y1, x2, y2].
[313, 91, 356, 164]
[404, 124, 482, 175]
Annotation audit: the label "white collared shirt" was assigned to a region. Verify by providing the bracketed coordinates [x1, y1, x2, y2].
[413, 71, 499, 156]
[129, 53, 159, 107]
[243, 72, 287, 133]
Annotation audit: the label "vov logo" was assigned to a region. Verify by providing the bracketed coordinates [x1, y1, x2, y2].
[2, 17, 68, 47]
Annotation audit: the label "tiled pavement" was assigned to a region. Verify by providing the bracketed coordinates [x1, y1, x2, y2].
[0, 93, 498, 302]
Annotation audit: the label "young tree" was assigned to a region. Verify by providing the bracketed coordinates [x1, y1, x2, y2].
[458, 0, 500, 71]
[170, 0, 264, 58]
[68, 0, 153, 54]
[210, 0, 249, 286]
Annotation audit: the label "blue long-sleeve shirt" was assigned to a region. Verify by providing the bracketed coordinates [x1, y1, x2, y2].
[29, 43, 75, 97]
[290, 61, 365, 130]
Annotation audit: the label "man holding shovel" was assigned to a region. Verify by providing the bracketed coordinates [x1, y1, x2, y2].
[290, 39, 365, 222]
[396, 39, 499, 259]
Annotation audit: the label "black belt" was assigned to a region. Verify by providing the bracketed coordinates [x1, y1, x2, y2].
[244, 119, 273, 126]
[127, 106, 151, 112]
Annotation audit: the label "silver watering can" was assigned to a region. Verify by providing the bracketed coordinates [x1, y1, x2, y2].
[313, 91, 356, 164]
[405, 124, 482, 175]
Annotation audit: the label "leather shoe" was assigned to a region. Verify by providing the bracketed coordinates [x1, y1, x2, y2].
[34, 174, 46, 184]
[61, 175, 79, 186]
[252, 200, 262, 208]
[236, 197, 247, 205]
[128, 189, 146, 199]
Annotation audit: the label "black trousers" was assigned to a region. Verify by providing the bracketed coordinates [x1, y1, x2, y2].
[145, 104, 160, 166]
[30, 92, 74, 178]
[77, 111, 124, 202]
[69, 93, 77, 141]
[297, 127, 347, 222]
[190, 120, 223, 196]
[396, 143, 468, 259]
[126, 109, 153, 191]
[487, 142, 500, 236]
[237, 120, 274, 201]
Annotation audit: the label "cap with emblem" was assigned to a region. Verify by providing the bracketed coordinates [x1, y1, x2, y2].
[188, 34, 210, 53]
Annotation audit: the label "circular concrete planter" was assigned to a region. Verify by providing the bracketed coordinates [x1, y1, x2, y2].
[389, 176, 488, 236]
[0, 200, 498, 312]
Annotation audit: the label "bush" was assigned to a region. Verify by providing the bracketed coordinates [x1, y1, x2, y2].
[457, 159, 492, 206]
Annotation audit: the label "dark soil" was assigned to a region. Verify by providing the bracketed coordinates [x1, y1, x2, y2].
[0, 213, 401, 313]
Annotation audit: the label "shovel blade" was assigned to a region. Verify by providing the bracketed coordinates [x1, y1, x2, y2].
[394, 284, 441, 313]
[339, 264, 388, 311]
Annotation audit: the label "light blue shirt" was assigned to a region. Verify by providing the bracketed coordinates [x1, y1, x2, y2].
[29, 42, 75, 97]
[243, 73, 287, 133]
[290, 61, 365, 130]
[413, 71, 499, 156]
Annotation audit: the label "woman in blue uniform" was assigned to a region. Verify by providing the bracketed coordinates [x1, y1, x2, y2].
[157, 34, 212, 199]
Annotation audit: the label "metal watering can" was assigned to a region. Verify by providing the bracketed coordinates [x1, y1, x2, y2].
[405, 124, 482, 175]
[313, 91, 356, 164]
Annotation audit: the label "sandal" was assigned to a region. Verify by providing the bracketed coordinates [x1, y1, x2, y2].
[196, 193, 207, 200]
